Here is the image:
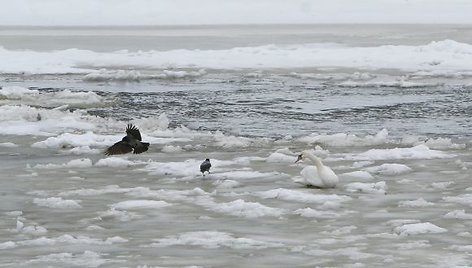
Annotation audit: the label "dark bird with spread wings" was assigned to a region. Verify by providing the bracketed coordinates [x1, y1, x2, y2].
[105, 124, 150, 156]
[200, 158, 211, 176]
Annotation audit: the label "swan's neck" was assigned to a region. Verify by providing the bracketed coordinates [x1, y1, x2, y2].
[306, 153, 323, 169]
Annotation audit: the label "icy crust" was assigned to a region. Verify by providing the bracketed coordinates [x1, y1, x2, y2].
[94, 157, 141, 168]
[293, 208, 348, 219]
[297, 129, 465, 153]
[34, 158, 93, 169]
[341, 171, 375, 181]
[364, 164, 412, 176]
[398, 198, 435, 208]
[341, 162, 412, 181]
[110, 200, 171, 210]
[298, 128, 389, 147]
[348, 145, 455, 161]
[255, 188, 352, 205]
[345, 182, 388, 194]
[15, 219, 48, 235]
[27, 251, 122, 268]
[444, 210, 472, 220]
[443, 194, 472, 206]
[2, 40, 472, 74]
[150, 231, 283, 249]
[0, 86, 105, 108]
[394, 222, 447, 236]
[56, 186, 285, 219]
[0, 105, 98, 136]
[83, 69, 207, 82]
[33, 197, 82, 209]
[0, 142, 18, 148]
[140, 158, 277, 179]
[5, 234, 127, 248]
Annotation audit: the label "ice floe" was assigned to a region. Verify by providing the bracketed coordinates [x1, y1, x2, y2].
[95, 157, 142, 168]
[110, 200, 171, 210]
[0, 105, 97, 136]
[0, 86, 105, 107]
[443, 194, 472, 206]
[33, 197, 82, 209]
[394, 240, 432, 250]
[204, 199, 284, 218]
[27, 250, 120, 267]
[0, 142, 18, 148]
[32, 132, 112, 149]
[34, 158, 93, 169]
[150, 231, 283, 249]
[0, 241, 17, 250]
[431, 181, 454, 190]
[17, 234, 127, 246]
[216, 170, 282, 180]
[143, 159, 208, 177]
[83, 69, 207, 82]
[292, 245, 376, 261]
[161, 145, 183, 153]
[423, 137, 466, 150]
[266, 152, 297, 163]
[293, 208, 344, 219]
[364, 163, 412, 176]
[3, 40, 472, 73]
[345, 182, 387, 194]
[394, 222, 447, 236]
[341, 171, 375, 181]
[213, 179, 241, 189]
[444, 210, 472, 220]
[350, 145, 454, 161]
[99, 208, 141, 222]
[255, 188, 352, 205]
[16, 219, 48, 235]
[298, 129, 389, 147]
[398, 198, 435, 208]
[59, 185, 135, 197]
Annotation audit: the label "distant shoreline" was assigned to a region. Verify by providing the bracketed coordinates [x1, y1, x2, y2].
[2, 23, 472, 29]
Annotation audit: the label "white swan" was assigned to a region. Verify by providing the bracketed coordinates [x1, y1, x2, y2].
[293, 150, 339, 188]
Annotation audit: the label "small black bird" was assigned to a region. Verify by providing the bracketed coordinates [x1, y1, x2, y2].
[105, 124, 150, 156]
[200, 158, 211, 176]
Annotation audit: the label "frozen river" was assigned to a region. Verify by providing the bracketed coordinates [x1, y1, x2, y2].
[1, 25, 472, 267]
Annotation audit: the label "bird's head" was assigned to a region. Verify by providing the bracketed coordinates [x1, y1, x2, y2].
[295, 154, 303, 163]
[295, 152, 305, 163]
[295, 150, 311, 163]
[205, 158, 210, 162]
[122, 136, 130, 142]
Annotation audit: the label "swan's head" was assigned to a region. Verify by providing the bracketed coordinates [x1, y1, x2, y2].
[295, 150, 311, 163]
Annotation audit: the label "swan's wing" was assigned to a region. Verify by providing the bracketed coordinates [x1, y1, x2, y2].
[299, 166, 324, 187]
[318, 166, 339, 187]
[291, 176, 308, 185]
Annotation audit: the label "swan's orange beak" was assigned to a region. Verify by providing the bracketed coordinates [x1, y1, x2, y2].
[295, 154, 303, 163]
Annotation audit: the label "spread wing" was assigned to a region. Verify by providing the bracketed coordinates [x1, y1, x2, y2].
[126, 124, 142, 141]
[105, 141, 133, 155]
[133, 142, 150, 154]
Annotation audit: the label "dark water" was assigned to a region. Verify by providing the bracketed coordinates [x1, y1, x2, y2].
[36, 75, 467, 140]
